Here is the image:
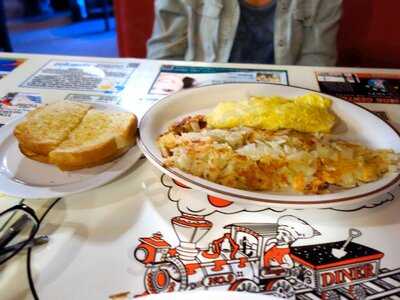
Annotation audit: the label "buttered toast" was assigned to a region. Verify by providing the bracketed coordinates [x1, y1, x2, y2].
[14, 101, 91, 155]
[19, 144, 50, 164]
[49, 110, 137, 170]
[14, 101, 137, 171]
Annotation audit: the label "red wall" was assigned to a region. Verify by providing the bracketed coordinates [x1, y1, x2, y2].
[337, 0, 400, 68]
[114, 0, 400, 68]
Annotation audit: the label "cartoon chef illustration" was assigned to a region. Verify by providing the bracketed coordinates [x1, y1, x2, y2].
[263, 215, 320, 269]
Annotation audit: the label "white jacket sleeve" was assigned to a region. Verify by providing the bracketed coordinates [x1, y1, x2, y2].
[296, 0, 343, 66]
[147, 0, 188, 60]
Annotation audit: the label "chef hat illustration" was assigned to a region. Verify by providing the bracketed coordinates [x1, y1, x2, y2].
[277, 215, 320, 239]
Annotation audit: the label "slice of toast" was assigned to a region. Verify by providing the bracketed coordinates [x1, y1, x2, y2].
[19, 144, 50, 164]
[55, 144, 132, 171]
[14, 101, 91, 155]
[48, 110, 137, 170]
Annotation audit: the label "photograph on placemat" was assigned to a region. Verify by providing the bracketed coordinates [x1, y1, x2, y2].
[0, 92, 42, 126]
[148, 65, 288, 97]
[316, 72, 400, 104]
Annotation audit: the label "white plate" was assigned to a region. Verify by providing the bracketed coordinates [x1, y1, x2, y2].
[138, 83, 400, 208]
[144, 291, 281, 300]
[0, 103, 142, 198]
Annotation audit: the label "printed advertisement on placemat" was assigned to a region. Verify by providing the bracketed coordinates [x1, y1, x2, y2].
[148, 65, 288, 98]
[65, 93, 120, 105]
[20, 60, 139, 94]
[0, 58, 26, 80]
[0, 92, 42, 126]
[316, 72, 400, 104]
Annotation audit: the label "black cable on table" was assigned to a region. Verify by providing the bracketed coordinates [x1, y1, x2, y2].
[26, 197, 62, 300]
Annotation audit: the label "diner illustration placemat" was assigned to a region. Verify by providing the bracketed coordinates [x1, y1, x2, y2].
[29, 167, 400, 300]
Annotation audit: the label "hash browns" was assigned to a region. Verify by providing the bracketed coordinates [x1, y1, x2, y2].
[158, 115, 400, 194]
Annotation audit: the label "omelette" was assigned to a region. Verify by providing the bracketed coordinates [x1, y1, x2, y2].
[157, 93, 400, 194]
[206, 93, 336, 133]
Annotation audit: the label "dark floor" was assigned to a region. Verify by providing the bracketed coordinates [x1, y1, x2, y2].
[7, 13, 118, 58]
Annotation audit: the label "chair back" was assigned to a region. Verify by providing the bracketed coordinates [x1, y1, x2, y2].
[337, 0, 400, 68]
[113, 0, 154, 58]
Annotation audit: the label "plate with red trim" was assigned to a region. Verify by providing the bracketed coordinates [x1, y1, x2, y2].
[138, 83, 400, 208]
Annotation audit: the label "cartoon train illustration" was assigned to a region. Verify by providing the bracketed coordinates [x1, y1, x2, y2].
[133, 213, 400, 300]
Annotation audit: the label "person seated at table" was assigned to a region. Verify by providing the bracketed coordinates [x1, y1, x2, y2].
[147, 0, 342, 66]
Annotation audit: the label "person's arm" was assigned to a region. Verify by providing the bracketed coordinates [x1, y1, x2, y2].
[147, 0, 188, 60]
[296, 0, 342, 66]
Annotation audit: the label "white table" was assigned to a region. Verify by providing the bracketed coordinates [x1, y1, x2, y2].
[1, 52, 400, 300]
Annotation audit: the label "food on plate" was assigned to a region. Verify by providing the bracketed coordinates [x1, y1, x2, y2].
[14, 101, 137, 171]
[157, 94, 400, 194]
[206, 93, 336, 133]
[19, 144, 51, 163]
[14, 101, 91, 155]
[49, 109, 136, 170]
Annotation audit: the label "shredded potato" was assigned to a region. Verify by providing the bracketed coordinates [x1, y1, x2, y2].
[158, 94, 400, 194]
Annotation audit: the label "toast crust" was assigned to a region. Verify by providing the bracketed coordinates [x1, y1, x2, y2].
[20, 143, 134, 171]
[49, 136, 119, 167]
[19, 144, 50, 164]
[56, 144, 133, 171]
